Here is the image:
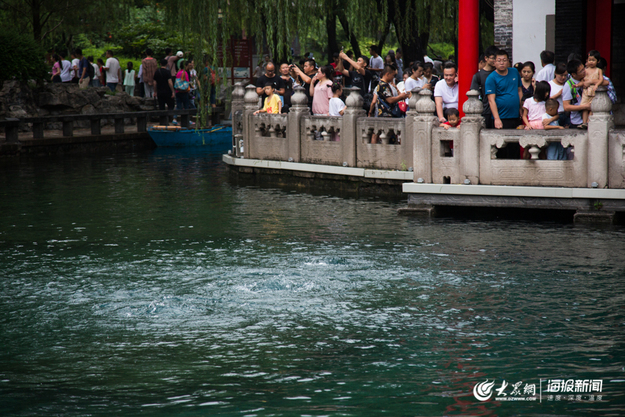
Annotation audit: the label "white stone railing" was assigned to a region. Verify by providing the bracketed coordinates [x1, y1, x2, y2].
[229, 83, 623, 189]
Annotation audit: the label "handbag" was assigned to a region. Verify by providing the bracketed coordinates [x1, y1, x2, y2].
[378, 96, 406, 118]
[174, 72, 190, 92]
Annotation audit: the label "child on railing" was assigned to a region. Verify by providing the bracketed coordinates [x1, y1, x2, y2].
[253, 82, 282, 115]
[542, 99, 568, 160]
[442, 108, 460, 130]
[329, 82, 346, 116]
[575, 50, 604, 129]
[522, 81, 550, 130]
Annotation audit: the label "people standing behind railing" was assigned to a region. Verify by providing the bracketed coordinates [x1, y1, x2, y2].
[434, 62, 459, 123]
[291, 59, 317, 110]
[520, 61, 535, 102]
[422, 62, 439, 91]
[575, 50, 604, 129]
[370, 64, 409, 118]
[75, 49, 91, 89]
[253, 82, 282, 115]
[153, 58, 175, 111]
[310, 65, 334, 116]
[123, 62, 135, 96]
[336, 51, 373, 106]
[548, 63, 569, 127]
[279, 63, 295, 113]
[541, 99, 568, 160]
[97, 59, 106, 86]
[562, 59, 591, 129]
[255, 62, 285, 109]
[88, 56, 100, 88]
[103, 50, 121, 92]
[70, 51, 80, 84]
[368, 45, 384, 79]
[535, 50, 556, 82]
[174, 60, 193, 116]
[141, 48, 158, 98]
[59, 53, 73, 83]
[485, 49, 522, 158]
[597, 57, 617, 104]
[404, 61, 425, 105]
[522, 81, 550, 131]
[470, 45, 497, 128]
[329, 82, 346, 116]
[51, 54, 62, 83]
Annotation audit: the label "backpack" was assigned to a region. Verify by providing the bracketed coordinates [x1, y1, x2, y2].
[86, 59, 95, 79]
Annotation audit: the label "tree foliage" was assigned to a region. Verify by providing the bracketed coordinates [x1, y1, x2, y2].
[0, 29, 48, 84]
[0, 0, 129, 45]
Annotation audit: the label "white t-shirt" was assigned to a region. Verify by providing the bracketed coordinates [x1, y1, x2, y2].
[369, 55, 384, 71]
[535, 63, 555, 82]
[548, 80, 564, 112]
[542, 112, 559, 126]
[60, 60, 72, 82]
[91, 63, 99, 80]
[523, 98, 546, 122]
[561, 81, 582, 125]
[329, 97, 346, 116]
[434, 81, 458, 109]
[71, 58, 80, 79]
[105, 57, 121, 83]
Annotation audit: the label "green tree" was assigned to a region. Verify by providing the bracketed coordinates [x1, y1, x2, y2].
[0, 29, 48, 84]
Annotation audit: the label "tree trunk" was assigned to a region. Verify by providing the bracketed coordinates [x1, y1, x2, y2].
[326, 13, 339, 65]
[376, 21, 391, 56]
[337, 11, 361, 57]
[32, 0, 42, 43]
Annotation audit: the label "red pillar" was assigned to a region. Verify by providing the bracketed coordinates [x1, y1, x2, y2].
[458, 0, 480, 118]
[587, 0, 612, 77]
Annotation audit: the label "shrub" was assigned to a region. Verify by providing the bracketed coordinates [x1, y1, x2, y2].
[0, 31, 48, 85]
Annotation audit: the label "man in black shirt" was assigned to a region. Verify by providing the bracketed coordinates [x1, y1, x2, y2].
[153, 58, 175, 110]
[291, 58, 317, 109]
[336, 51, 373, 99]
[279, 63, 295, 113]
[470, 45, 497, 128]
[255, 62, 285, 107]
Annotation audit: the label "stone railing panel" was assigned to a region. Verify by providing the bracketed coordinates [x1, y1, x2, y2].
[431, 127, 461, 184]
[357, 117, 411, 170]
[300, 115, 344, 165]
[480, 129, 588, 187]
[608, 129, 625, 188]
[247, 113, 290, 161]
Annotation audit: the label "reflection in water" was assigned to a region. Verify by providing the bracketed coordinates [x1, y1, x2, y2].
[0, 149, 624, 416]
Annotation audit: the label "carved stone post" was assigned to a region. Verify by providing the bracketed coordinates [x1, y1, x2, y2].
[231, 83, 246, 156]
[413, 89, 438, 183]
[287, 86, 310, 162]
[343, 87, 365, 167]
[587, 86, 613, 188]
[243, 84, 259, 159]
[401, 89, 419, 172]
[460, 90, 484, 184]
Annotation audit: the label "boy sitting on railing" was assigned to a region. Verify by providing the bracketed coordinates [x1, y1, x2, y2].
[254, 83, 282, 115]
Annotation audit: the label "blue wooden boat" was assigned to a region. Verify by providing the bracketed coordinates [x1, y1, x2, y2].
[148, 124, 232, 147]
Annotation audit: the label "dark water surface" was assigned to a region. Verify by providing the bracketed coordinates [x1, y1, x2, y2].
[1, 149, 624, 416]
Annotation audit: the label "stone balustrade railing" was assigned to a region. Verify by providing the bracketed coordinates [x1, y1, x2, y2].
[230, 82, 624, 189]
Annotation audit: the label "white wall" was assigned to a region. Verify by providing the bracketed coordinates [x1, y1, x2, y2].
[512, 0, 555, 65]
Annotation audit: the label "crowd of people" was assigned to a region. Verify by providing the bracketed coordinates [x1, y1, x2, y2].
[254, 45, 617, 158]
[48, 47, 220, 122]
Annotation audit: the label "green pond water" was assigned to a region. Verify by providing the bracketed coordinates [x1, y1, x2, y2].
[1, 148, 624, 416]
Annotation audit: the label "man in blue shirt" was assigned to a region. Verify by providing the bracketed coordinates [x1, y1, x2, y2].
[485, 49, 523, 158]
[485, 49, 522, 129]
